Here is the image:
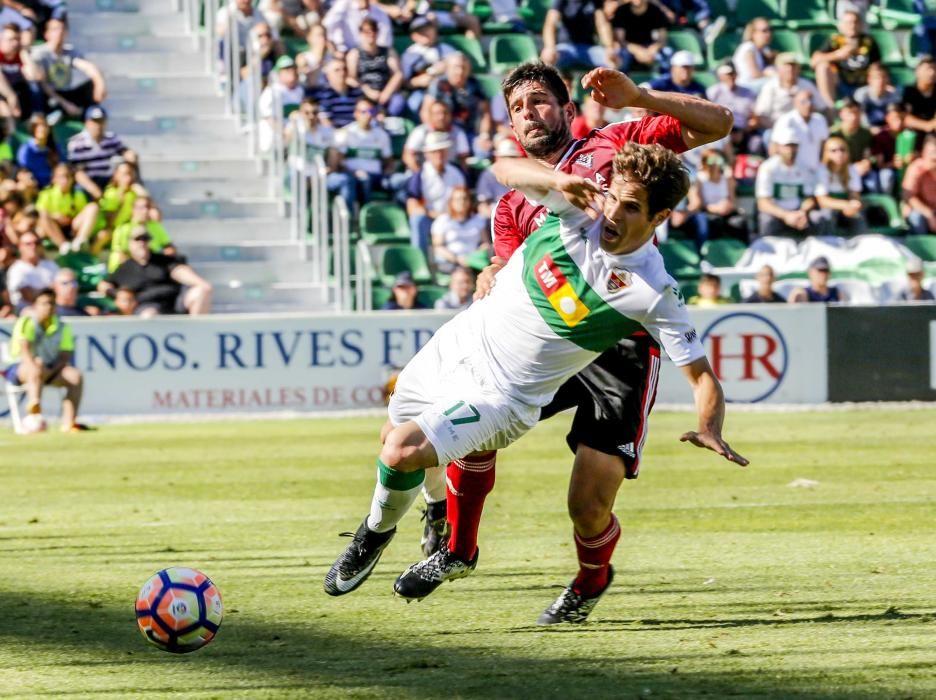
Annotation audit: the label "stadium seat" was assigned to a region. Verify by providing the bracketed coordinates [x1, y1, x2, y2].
[360, 202, 410, 243]
[677, 279, 699, 300]
[879, 0, 922, 29]
[475, 73, 503, 101]
[887, 65, 915, 88]
[736, 0, 782, 26]
[383, 117, 414, 159]
[771, 28, 808, 65]
[371, 285, 393, 309]
[667, 29, 706, 68]
[393, 34, 410, 57]
[443, 35, 488, 73]
[781, 0, 836, 30]
[862, 193, 907, 235]
[282, 35, 308, 57]
[52, 120, 84, 147]
[701, 239, 748, 268]
[518, 0, 550, 32]
[489, 34, 538, 75]
[694, 71, 717, 89]
[707, 30, 741, 69]
[417, 284, 448, 308]
[869, 29, 905, 67]
[56, 251, 106, 292]
[659, 240, 701, 279]
[904, 235, 936, 262]
[806, 30, 836, 58]
[467, 0, 492, 21]
[907, 32, 929, 66]
[379, 244, 434, 286]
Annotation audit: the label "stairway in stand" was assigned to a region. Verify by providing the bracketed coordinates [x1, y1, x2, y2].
[68, 0, 329, 312]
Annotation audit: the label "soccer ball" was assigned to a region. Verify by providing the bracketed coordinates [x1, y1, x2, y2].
[20, 413, 47, 434]
[135, 567, 223, 653]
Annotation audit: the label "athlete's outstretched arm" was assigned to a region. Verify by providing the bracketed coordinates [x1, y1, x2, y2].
[678, 356, 749, 466]
[580, 69, 733, 150]
[491, 159, 602, 217]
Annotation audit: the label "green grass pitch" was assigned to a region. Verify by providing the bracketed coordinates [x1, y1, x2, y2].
[0, 409, 934, 699]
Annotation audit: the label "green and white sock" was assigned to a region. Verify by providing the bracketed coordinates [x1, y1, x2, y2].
[422, 465, 446, 504]
[366, 459, 425, 533]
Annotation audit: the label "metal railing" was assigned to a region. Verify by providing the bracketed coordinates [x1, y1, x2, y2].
[355, 241, 375, 311]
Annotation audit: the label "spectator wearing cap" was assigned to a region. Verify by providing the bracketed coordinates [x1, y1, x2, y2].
[323, 0, 392, 54]
[258, 55, 305, 152]
[402, 99, 470, 174]
[831, 97, 874, 189]
[5, 229, 58, 310]
[540, 0, 620, 70]
[16, 113, 61, 188]
[687, 273, 730, 307]
[475, 138, 520, 218]
[755, 128, 821, 237]
[307, 57, 363, 129]
[899, 56, 936, 149]
[36, 163, 100, 253]
[571, 95, 609, 139]
[607, 0, 669, 72]
[853, 63, 901, 129]
[108, 195, 176, 272]
[898, 258, 934, 301]
[422, 53, 491, 152]
[286, 97, 356, 204]
[649, 51, 706, 98]
[754, 52, 826, 129]
[431, 186, 488, 273]
[707, 63, 759, 154]
[335, 97, 393, 203]
[381, 271, 428, 310]
[99, 228, 212, 317]
[789, 256, 847, 303]
[347, 17, 405, 117]
[771, 89, 829, 171]
[902, 133, 936, 235]
[733, 17, 775, 90]
[434, 265, 475, 311]
[814, 135, 866, 236]
[811, 10, 880, 107]
[31, 17, 107, 118]
[66, 106, 136, 200]
[0, 23, 38, 121]
[400, 18, 456, 114]
[405, 130, 466, 254]
[744, 265, 786, 303]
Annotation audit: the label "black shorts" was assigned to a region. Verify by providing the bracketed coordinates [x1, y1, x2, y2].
[539, 334, 661, 479]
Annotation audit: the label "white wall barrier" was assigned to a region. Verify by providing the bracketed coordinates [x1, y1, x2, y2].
[0, 305, 828, 419]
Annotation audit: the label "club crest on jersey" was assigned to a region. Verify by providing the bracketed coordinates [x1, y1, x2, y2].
[574, 152, 594, 169]
[607, 268, 632, 293]
[534, 254, 590, 327]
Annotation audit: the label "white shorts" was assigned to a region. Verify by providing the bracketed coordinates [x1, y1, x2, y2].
[387, 320, 540, 465]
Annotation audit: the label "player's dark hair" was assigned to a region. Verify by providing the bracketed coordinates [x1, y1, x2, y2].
[36, 287, 55, 303]
[700, 273, 721, 285]
[502, 62, 570, 108]
[612, 142, 690, 217]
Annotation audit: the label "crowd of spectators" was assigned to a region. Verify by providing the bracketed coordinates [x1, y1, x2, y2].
[0, 9, 214, 320]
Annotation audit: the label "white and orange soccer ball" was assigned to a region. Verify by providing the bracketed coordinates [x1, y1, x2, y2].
[19, 413, 48, 434]
[135, 567, 223, 653]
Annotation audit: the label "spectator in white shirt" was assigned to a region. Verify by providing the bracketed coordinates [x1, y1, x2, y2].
[434, 265, 476, 311]
[336, 97, 393, 203]
[402, 99, 469, 173]
[755, 128, 822, 237]
[707, 63, 760, 154]
[405, 131, 466, 254]
[6, 230, 59, 311]
[286, 97, 356, 203]
[258, 55, 305, 152]
[431, 186, 489, 273]
[771, 89, 830, 170]
[733, 17, 776, 90]
[323, 0, 392, 53]
[754, 52, 827, 128]
[814, 135, 866, 236]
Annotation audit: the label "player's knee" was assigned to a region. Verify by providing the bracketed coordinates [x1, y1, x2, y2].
[62, 366, 82, 386]
[380, 426, 437, 471]
[567, 494, 613, 534]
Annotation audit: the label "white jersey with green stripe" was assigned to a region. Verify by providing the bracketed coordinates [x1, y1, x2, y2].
[449, 192, 705, 408]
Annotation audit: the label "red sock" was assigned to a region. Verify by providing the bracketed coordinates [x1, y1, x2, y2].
[446, 451, 496, 561]
[572, 514, 621, 596]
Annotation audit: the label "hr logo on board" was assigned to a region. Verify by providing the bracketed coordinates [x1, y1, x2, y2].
[701, 313, 789, 403]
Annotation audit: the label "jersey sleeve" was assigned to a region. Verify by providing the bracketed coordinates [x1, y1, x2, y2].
[641, 284, 705, 367]
[492, 195, 526, 260]
[600, 115, 688, 154]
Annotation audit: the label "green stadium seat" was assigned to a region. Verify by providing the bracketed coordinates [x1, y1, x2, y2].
[383, 117, 413, 159]
[468, 0, 492, 21]
[862, 193, 907, 235]
[282, 35, 308, 57]
[806, 30, 836, 58]
[475, 73, 503, 101]
[736, 0, 782, 26]
[907, 32, 929, 66]
[701, 239, 748, 268]
[781, 0, 836, 30]
[771, 28, 808, 65]
[667, 29, 706, 68]
[360, 202, 410, 243]
[659, 239, 701, 279]
[417, 284, 449, 308]
[379, 244, 434, 286]
[887, 65, 915, 88]
[707, 30, 741, 70]
[677, 279, 698, 300]
[442, 35, 488, 73]
[518, 0, 550, 33]
[56, 251, 107, 292]
[489, 33, 538, 75]
[904, 235, 936, 262]
[393, 34, 410, 57]
[52, 120, 84, 147]
[869, 29, 905, 67]
[879, 0, 923, 29]
[693, 71, 717, 89]
[371, 285, 393, 309]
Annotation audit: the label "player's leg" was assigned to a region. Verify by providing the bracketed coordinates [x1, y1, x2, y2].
[15, 361, 43, 415]
[49, 366, 84, 432]
[419, 465, 449, 557]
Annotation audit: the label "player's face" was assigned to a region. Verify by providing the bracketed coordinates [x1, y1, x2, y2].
[34, 295, 54, 322]
[600, 174, 667, 255]
[508, 81, 574, 159]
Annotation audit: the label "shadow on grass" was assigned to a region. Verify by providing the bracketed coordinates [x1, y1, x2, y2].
[0, 589, 904, 698]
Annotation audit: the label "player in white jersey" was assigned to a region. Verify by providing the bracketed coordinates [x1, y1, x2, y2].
[324, 142, 748, 605]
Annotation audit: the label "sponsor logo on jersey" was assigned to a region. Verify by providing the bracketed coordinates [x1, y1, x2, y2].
[533, 254, 590, 327]
[684, 328, 698, 344]
[574, 152, 594, 168]
[607, 268, 632, 293]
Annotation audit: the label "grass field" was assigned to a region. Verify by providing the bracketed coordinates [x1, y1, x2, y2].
[0, 409, 934, 699]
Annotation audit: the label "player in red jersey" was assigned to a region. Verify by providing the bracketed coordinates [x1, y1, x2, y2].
[414, 63, 733, 624]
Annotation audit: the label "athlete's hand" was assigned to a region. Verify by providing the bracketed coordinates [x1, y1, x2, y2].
[679, 430, 749, 466]
[474, 256, 506, 300]
[581, 68, 642, 110]
[557, 172, 603, 219]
